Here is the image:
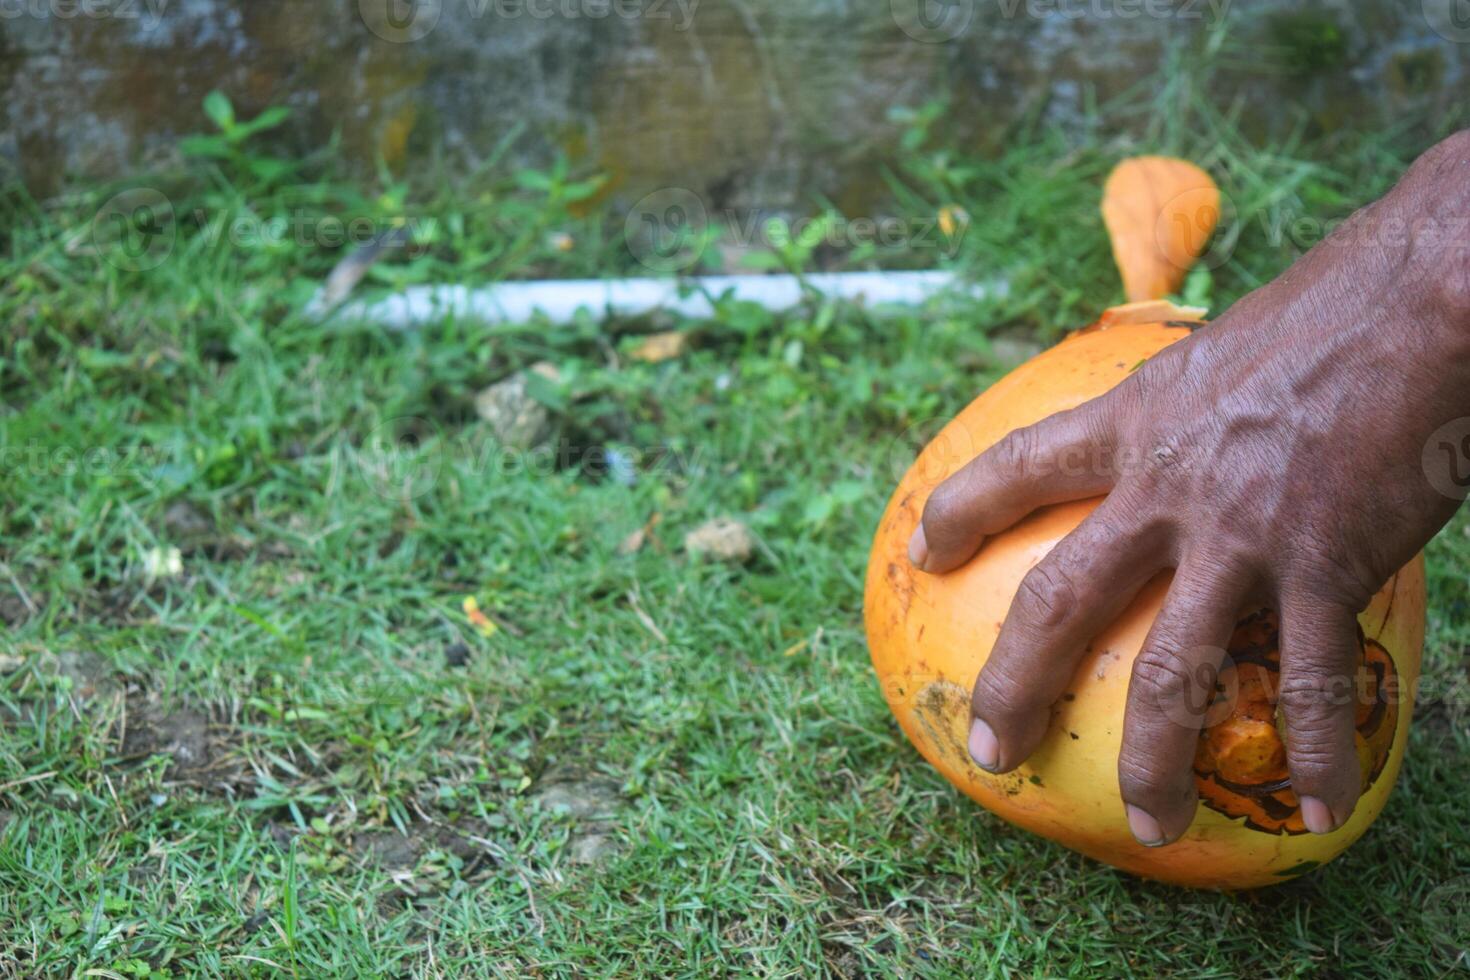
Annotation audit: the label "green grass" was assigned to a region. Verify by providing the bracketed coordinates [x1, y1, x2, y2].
[2, 63, 1469, 977]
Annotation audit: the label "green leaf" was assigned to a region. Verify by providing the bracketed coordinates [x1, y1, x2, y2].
[562, 175, 606, 202]
[234, 105, 292, 139]
[523, 369, 569, 412]
[178, 135, 231, 159]
[282, 836, 299, 947]
[246, 157, 295, 183]
[737, 251, 786, 272]
[1180, 264, 1213, 309]
[202, 90, 235, 132]
[78, 348, 134, 372]
[514, 169, 556, 192]
[802, 495, 835, 526]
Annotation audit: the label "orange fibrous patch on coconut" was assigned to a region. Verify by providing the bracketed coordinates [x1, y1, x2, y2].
[1193, 609, 1400, 836]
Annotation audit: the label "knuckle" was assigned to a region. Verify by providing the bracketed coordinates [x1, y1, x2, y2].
[1129, 644, 1222, 731]
[1117, 755, 1182, 808]
[1072, 508, 1139, 552]
[1012, 561, 1080, 630]
[1282, 735, 1359, 799]
[1284, 741, 1342, 774]
[1278, 670, 1355, 717]
[922, 479, 967, 535]
[973, 659, 1047, 722]
[1278, 672, 1357, 786]
[1129, 646, 1195, 701]
[990, 426, 1038, 485]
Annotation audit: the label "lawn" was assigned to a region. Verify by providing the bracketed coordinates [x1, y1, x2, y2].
[2, 68, 1469, 977]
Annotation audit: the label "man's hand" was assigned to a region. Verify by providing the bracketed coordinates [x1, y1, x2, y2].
[907, 130, 1470, 847]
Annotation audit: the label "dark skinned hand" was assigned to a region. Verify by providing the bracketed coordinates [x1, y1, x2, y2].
[907, 129, 1470, 847]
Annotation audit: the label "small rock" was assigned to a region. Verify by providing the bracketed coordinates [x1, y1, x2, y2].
[628, 331, 689, 363]
[618, 527, 648, 555]
[46, 650, 119, 701]
[122, 708, 210, 776]
[568, 832, 619, 866]
[684, 517, 755, 563]
[604, 447, 636, 486]
[475, 362, 560, 450]
[163, 501, 213, 537]
[444, 642, 471, 668]
[0, 595, 28, 627]
[267, 823, 299, 848]
[141, 546, 184, 581]
[353, 829, 422, 869]
[618, 515, 661, 555]
[532, 779, 621, 821]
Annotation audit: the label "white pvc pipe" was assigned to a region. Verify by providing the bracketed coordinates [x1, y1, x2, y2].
[324, 271, 997, 329]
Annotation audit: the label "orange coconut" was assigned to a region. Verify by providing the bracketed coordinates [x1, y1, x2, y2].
[863, 158, 1424, 889]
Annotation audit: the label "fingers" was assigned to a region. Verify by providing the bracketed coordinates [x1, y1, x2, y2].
[910, 398, 1120, 574]
[968, 495, 1168, 774]
[1277, 593, 1364, 834]
[1116, 561, 1249, 846]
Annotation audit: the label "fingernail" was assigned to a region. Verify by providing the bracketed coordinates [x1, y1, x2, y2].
[908, 525, 929, 570]
[1299, 795, 1337, 835]
[968, 717, 999, 771]
[1126, 805, 1166, 847]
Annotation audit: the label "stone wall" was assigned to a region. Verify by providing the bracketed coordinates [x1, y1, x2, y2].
[2, 0, 1465, 209]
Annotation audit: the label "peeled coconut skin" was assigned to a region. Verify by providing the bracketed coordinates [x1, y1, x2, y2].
[863, 316, 1425, 890]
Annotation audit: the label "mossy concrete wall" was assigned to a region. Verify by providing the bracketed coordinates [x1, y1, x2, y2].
[2, 0, 1465, 208]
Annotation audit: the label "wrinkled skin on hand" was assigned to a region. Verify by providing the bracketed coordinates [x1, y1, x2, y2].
[908, 130, 1470, 846]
